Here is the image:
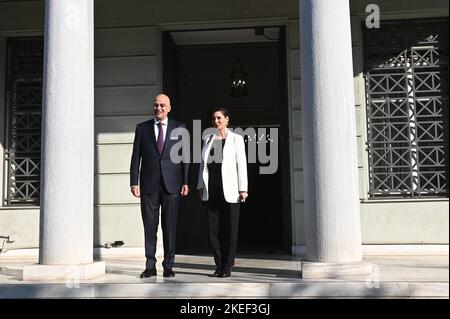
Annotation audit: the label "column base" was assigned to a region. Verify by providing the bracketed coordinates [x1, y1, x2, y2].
[23, 261, 105, 281]
[301, 260, 373, 279]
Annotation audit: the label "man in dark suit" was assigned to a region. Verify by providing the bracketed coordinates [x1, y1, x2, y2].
[130, 93, 189, 278]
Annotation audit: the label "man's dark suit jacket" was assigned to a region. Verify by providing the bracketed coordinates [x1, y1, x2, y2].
[130, 118, 189, 194]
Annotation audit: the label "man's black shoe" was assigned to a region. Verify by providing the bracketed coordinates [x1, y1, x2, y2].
[163, 269, 175, 278]
[212, 267, 222, 277]
[140, 268, 157, 278]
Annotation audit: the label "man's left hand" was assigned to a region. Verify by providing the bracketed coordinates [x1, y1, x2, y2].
[180, 184, 189, 196]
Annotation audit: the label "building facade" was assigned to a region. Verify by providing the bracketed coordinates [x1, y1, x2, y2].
[0, 0, 448, 266]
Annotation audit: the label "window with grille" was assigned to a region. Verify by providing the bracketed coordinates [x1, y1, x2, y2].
[3, 38, 43, 206]
[364, 18, 449, 198]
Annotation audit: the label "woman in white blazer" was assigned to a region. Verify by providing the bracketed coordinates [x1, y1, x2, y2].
[197, 107, 248, 278]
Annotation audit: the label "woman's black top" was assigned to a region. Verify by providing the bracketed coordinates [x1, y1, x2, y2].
[207, 138, 226, 210]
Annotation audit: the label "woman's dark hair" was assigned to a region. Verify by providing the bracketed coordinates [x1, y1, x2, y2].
[212, 106, 229, 118]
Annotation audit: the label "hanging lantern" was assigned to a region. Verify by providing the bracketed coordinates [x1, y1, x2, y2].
[230, 59, 248, 97]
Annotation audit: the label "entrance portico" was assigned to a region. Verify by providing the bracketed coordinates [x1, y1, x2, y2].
[11, 0, 412, 277]
[23, 0, 364, 280]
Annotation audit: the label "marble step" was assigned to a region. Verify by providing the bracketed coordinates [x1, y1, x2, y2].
[0, 281, 448, 298]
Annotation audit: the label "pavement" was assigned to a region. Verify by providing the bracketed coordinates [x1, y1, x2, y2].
[0, 253, 448, 298]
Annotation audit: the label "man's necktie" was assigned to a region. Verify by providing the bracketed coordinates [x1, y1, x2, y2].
[156, 122, 164, 155]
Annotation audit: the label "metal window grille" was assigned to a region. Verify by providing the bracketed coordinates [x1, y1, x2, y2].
[364, 19, 449, 198]
[4, 38, 43, 206]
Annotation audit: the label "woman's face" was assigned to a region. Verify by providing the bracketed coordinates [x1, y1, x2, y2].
[212, 111, 228, 130]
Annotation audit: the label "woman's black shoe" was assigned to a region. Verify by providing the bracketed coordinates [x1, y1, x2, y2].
[219, 272, 231, 278]
[163, 269, 175, 278]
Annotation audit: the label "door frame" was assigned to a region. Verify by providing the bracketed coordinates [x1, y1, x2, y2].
[160, 21, 293, 254]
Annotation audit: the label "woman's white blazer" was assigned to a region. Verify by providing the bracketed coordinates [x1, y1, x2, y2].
[197, 131, 248, 203]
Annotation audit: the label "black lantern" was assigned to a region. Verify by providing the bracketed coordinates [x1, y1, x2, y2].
[230, 46, 248, 97]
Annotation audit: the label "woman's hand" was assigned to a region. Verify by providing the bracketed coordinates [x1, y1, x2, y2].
[198, 188, 204, 200]
[239, 191, 248, 202]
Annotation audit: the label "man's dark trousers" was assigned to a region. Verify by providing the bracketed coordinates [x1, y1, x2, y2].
[140, 182, 179, 271]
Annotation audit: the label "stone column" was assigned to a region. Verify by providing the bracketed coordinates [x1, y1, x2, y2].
[299, 0, 366, 278]
[23, 0, 104, 280]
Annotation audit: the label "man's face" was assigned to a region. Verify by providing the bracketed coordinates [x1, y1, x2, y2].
[153, 95, 171, 121]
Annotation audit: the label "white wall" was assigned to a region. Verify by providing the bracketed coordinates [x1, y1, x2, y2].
[93, 26, 159, 246]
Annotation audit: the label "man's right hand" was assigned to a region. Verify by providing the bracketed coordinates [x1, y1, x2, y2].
[198, 188, 203, 200]
[131, 186, 140, 198]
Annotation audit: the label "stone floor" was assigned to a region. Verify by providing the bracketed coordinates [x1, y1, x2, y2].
[0, 254, 448, 298]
